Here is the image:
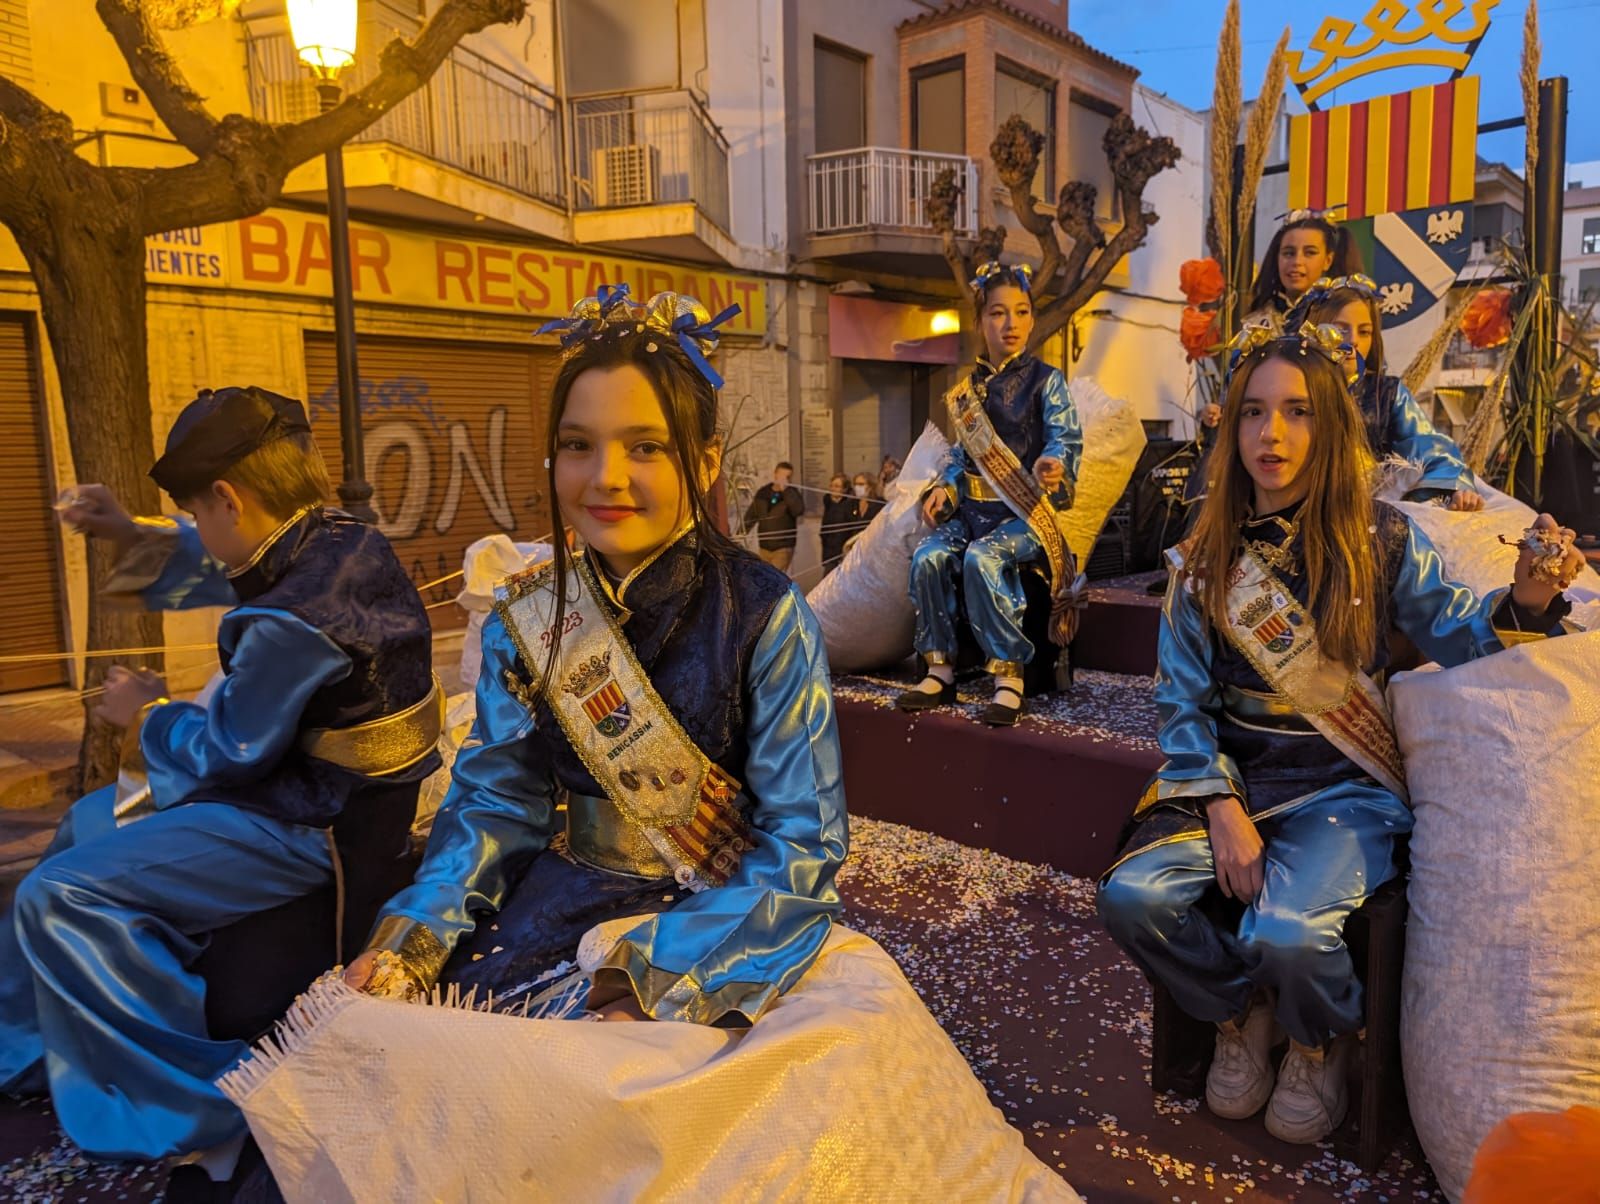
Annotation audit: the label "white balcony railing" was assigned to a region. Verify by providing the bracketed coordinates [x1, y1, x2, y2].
[246, 22, 565, 209]
[806, 147, 978, 237]
[570, 91, 732, 234]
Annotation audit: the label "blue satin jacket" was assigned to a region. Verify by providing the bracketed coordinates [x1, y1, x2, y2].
[1359, 374, 1475, 497]
[1128, 502, 1571, 852]
[935, 352, 1083, 515]
[379, 534, 848, 1026]
[120, 510, 437, 827]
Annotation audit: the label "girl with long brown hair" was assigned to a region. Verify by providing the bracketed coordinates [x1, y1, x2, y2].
[1244, 209, 1361, 327]
[1098, 325, 1583, 1145]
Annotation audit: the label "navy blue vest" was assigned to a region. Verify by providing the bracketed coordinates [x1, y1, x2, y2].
[971, 353, 1056, 470]
[192, 509, 439, 827]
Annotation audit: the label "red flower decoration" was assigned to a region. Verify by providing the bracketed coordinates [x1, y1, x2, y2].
[1465, 1106, 1600, 1203]
[1179, 259, 1226, 305]
[1179, 306, 1219, 362]
[1459, 287, 1516, 349]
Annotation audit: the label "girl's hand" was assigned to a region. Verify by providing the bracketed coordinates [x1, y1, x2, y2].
[921, 490, 947, 526]
[593, 995, 650, 1023]
[93, 665, 168, 728]
[1034, 456, 1066, 492]
[1512, 514, 1586, 611]
[1449, 489, 1485, 512]
[1205, 795, 1265, 902]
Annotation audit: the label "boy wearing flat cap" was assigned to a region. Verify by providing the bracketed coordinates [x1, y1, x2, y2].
[0, 387, 441, 1179]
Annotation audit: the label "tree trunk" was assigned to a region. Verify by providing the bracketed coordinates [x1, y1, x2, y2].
[21, 201, 166, 794]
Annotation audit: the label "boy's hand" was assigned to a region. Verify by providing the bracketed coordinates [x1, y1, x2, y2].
[93, 665, 168, 728]
[57, 484, 139, 551]
[1033, 456, 1066, 492]
[1511, 513, 1586, 612]
[1205, 794, 1264, 902]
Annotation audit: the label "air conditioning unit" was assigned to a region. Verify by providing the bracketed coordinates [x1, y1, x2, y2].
[594, 144, 661, 207]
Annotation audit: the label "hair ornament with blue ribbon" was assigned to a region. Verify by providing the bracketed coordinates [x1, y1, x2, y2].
[535, 282, 741, 389]
[969, 260, 1034, 298]
[1283, 273, 1380, 334]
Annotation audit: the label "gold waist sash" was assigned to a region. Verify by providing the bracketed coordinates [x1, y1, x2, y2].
[1220, 683, 1316, 732]
[963, 472, 1004, 502]
[299, 676, 445, 776]
[565, 792, 675, 880]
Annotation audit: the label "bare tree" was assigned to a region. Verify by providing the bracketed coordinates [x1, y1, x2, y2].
[0, 0, 525, 787]
[929, 113, 1179, 357]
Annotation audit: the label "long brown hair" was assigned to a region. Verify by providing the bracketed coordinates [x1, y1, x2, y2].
[1306, 285, 1386, 379]
[536, 327, 736, 692]
[1247, 216, 1362, 313]
[1187, 343, 1379, 668]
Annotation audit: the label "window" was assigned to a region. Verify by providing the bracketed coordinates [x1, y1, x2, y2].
[814, 40, 866, 154]
[561, 0, 680, 96]
[1583, 217, 1600, 255]
[911, 58, 965, 155]
[1067, 93, 1121, 223]
[995, 60, 1055, 202]
[0, 0, 33, 89]
[1579, 267, 1600, 302]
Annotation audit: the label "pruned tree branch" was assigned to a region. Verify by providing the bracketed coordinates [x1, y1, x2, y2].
[991, 116, 1062, 292]
[96, 0, 221, 156]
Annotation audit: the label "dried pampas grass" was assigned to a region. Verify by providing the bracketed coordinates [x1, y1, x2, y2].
[1402, 289, 1470, 396]
[1238, 28, 1291, 242]
[1208, 0, 1241, 272]
[1522, 0, 1541, 215]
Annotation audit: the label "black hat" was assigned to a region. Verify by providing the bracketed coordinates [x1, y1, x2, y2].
[149, 386, 312, 499]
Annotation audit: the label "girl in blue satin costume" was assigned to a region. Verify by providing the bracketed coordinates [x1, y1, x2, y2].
[347, 288, 847, 1027]
[1302, 275, 1484, 511]
[1096, 330, 1582, 1145]
[0, 388, 437, 1175]
[898, 263, 1083, 726]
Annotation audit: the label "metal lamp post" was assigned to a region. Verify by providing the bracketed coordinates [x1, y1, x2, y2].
[287, 0, 376, 522]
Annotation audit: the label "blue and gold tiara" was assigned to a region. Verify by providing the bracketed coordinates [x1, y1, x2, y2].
[535, 283, 740, 389]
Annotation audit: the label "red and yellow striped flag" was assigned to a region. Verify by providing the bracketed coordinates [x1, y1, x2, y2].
[1288, 76, 1479, 220]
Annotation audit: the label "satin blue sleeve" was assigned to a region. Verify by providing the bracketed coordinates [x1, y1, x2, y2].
[1388, 380, 1476, 498]
[1140, 564, 1246, 811]
[1389, 518, 1567, 665]
[376, 611, 557, 950]
[140, 608, 351, 805]
[594, 585, 848, 1026]
[931, 441, 972, 507]
[111, 516, 238, 610]
[1038, 366, 1084, 488]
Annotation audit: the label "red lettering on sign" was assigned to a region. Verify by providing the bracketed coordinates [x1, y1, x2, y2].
[707, 277, 731, 320]
[294, 222, 332, 287]
[477, 246, 514, 307]
[679, 275, 702, 308]
[551, 257, 584, 309]
[645, 269, 675, 297]
[584, 261, 612, 299]
[352, 228, 392, 294]
[734, 281, 758, 329]
[239, 216, 289, 282]
[515, 252, 552, 313]
[437, 241, 474, 302]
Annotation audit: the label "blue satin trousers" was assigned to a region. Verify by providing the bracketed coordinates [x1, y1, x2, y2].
[0, 786, 331, 1160]
[1097, 781, 1411, 1047]
[909, 509, 1044, 668]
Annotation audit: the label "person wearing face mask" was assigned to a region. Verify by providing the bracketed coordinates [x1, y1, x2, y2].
[1097, 324, 1582, 1146]
[742, 460, 805, 575]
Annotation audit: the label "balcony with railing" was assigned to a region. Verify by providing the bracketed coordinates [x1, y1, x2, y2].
[805, 147, 977, 272]
[246, 20, 566, 214]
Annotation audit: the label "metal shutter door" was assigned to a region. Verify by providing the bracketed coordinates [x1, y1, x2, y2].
[0, 315, 66, 692]
[305, 333, 556, 628]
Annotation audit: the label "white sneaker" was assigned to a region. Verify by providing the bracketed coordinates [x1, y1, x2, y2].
[1205, 996, 1279, 1119]
[1265, 1038, 1351, 1143]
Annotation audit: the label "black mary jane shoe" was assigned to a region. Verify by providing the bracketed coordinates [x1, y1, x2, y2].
[896, 677, 957, 712]
[980, 685, 1025, 727]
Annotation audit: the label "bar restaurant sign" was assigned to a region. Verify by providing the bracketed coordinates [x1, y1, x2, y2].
[125, 208, 768, 334]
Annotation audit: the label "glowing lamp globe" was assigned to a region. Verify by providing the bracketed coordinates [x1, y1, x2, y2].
[287, 0, 357, 77]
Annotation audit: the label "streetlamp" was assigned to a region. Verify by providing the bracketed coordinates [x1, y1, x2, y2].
[287, 0, 376, 523]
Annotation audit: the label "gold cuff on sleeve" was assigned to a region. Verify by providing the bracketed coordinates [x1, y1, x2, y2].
[365, 915, 451, 990]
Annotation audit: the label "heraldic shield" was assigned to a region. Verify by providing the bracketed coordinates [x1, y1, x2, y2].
[564, 651, 632, 739]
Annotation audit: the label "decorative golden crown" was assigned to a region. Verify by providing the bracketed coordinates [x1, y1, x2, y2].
[562, 650, 612, 698]
[1288, 0, 1498, 107]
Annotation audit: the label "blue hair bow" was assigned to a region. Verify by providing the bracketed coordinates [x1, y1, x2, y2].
[969, 260, 1034, 297]
[535, 284, 743, 389]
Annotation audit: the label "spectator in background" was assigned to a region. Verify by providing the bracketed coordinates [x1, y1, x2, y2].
[879, 456, 902, 494]
[744, 460, 804, 574]
[820, 474, 855, 575]
[842, 472, 883, 551]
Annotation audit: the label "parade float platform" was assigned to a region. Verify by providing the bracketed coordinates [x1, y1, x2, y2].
[832, 573, 1167, 879]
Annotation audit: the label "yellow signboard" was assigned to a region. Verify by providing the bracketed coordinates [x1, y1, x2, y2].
[4, 209, 769, 333]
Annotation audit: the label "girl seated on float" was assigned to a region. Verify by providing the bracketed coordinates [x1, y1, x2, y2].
[898, 262, 1083, 726]
[1300, 273, 1484, 511]
[1244, 209, 1362, 329]
[344, 285, 846, 1025]
[1097, 323, 1582, 1145]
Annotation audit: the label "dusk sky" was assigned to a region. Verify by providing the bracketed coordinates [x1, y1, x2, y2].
[1070, 0, 1600, 170]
